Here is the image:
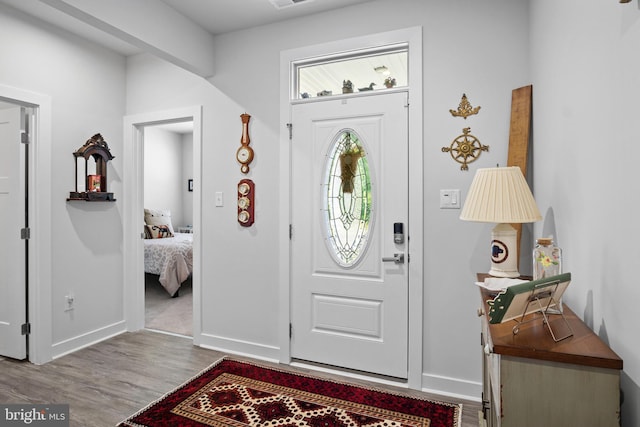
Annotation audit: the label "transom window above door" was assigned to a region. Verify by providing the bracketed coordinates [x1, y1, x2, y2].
[292, 44, 408, 100]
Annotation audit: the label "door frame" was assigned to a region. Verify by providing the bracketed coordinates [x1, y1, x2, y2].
[278, 27, 424, 388]
[0, 84, 53, 365]
[123, 106, 203, 343]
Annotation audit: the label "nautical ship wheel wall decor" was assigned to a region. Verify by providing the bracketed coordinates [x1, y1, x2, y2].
[442, 127, 489, 171]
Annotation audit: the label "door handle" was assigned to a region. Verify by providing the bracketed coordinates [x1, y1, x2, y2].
[382, 253, 405, 264]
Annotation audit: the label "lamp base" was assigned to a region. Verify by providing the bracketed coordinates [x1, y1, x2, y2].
[489, 223, 520, 278]
[488, 267, 520, 278]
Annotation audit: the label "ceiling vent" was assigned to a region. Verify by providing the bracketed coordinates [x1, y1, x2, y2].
[269, 0, 314, 9]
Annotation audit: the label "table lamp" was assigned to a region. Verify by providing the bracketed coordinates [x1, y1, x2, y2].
[460, 166, 541, 277]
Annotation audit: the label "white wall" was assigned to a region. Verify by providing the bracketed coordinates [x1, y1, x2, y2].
[126, 0, 529, 396]
[0, 4, 126, 356]
[143, 126, 188, 228]
[530, 1, 640, 424]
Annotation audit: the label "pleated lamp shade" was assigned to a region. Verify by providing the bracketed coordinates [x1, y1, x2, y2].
[460, 167, 541, 223]
[460, 166, 541, 277]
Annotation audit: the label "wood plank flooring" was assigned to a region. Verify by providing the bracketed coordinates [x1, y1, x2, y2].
[0, 331, 481, 426]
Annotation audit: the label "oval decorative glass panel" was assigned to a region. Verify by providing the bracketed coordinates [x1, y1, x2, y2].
[322, 130, 373, 267]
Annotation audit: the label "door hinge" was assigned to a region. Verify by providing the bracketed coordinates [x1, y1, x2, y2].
[286, 123, 292, 140]
[289, 323, 293, 339]
[21, 131, 30, 144]
[20, 228, 30, 240]
[289, 224, 293, 240]
[21, 323, 31, 335]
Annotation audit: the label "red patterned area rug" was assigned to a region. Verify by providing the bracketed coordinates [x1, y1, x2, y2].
[118, 357, 461, 427]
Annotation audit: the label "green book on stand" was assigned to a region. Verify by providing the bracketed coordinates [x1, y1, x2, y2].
[487, 272, 571, 324]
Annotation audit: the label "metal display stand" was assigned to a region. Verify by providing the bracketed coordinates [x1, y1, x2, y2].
[512, 280, 573, 342]
[486, 272, 573, 342]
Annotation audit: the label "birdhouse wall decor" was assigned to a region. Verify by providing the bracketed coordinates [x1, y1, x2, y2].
[68, 133, 116, 201]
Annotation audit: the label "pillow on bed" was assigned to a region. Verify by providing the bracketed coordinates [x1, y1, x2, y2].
[144, 208, 175, 235]
[144, 223, 174, 239]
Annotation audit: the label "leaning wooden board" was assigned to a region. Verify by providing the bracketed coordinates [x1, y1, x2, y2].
[507, 85, 533, 265]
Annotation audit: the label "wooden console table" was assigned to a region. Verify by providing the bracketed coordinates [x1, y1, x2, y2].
[477, 280, 623, 427]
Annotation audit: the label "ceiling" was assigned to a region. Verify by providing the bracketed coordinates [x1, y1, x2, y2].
[0, 0, 389, 131]
[161, 0, 376, 37]
[0, 0, 376, 56]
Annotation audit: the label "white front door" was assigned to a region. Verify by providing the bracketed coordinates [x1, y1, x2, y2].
[0, 106, 27, 360]
[290, 92, 409, 378]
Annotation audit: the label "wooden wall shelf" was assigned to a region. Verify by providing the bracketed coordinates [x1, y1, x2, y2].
[67, 195, 116, 202]
[68, 133, 115, 202]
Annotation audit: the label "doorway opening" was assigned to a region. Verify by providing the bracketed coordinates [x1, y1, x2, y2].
[142, 121, 194, 337]
[123, 106, 202, 342]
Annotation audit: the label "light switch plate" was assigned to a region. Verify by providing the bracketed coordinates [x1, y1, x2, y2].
[215, 191, 223, 207]
[440, 189, 461, 209]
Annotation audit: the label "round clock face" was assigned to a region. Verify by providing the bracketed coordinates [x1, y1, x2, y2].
[238, 210, 250, 223]
[238, 196, 250, 210]
[238, 182, 250, 195]
[236, 146, 253, 164]
[238, 182, 251, 196]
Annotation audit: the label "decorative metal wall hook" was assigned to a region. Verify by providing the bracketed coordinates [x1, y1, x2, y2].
[449, 94, 481, 119]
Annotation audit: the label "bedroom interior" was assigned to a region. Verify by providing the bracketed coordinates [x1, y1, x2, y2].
[142, 123, 195, 336]
[0, 0, 638, 426]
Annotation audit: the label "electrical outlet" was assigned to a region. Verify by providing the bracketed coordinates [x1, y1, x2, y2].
[65, 293, 75, 311]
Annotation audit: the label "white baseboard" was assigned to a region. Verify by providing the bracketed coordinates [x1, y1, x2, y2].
[421, 372, 481, 402]
[198, 332, 280, 362]
[51, 321, 127, 360]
